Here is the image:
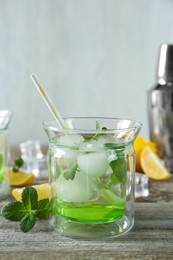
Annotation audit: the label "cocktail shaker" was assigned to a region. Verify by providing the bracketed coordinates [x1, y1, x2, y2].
[148, 44, 173, 172]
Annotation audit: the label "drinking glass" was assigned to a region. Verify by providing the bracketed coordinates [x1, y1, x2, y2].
[0, 110, 12, 199]
[43, 117, 142, 239]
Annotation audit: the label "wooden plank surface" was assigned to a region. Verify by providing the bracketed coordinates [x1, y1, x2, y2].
[0, 202, 173, 260]
[1, 149, 173, 260]
[135, 177, 173, 203]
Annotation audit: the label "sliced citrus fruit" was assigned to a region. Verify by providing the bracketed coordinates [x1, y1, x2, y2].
[140, 146, 171, 180]
[134, 136, 158, 172]
[5, 170, 35, 186]
[12, 182, 56, 201]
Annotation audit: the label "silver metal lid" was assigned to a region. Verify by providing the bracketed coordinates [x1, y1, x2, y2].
[157, 44, 173, 84]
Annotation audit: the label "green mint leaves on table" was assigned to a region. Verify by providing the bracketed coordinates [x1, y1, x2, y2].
[1, 186, 56, 233]
[12, 157, 24, 173]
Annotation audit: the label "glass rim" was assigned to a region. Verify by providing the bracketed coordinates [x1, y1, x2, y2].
[43, 117, 142, 134]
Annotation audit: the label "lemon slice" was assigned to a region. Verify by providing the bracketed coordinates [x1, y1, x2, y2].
[5, 170, 35, 186]
[140, 146, 171, 180]
[12, 183, 56, 201]
[134, 136, 158, 172]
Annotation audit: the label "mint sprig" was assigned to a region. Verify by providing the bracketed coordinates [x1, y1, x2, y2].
[1, 186, 56, 233]
[12, 157, 24, 173]
[90, 121, 108, 141]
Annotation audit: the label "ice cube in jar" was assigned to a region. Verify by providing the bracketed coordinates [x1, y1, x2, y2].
[56, 172, 94, 202]
[77, 152, 109, 177]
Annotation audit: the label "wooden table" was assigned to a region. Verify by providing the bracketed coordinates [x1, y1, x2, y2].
[0, 177, 173, 260]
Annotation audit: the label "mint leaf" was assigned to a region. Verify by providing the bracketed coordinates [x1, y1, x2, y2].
[12, 166, 19, 173]
[64, 164, 77, 180]
[36, 197, 57, 219]
[1, 186, 57, 233]
[36, 199, 51, 219]
[104, 143, 125, 149]
[95, 121, 107, 131]
[110, 157, 127, 184]
[96, 121, 101, 130]
[110, 173, 121, 185]
[12, 157, 24, 172]
[1, 202, 27, 221]
[20, 213, 36, 233]
[22, 186, 38, 210]
[14, 158, 24, 168]
[84, 121, 108, 142]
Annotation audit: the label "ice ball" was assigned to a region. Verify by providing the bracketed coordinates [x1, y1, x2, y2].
[58, 134, 84, 146]
[77, 152, 109, 177]
[56, 172, 93, 202]
[79, 140, 104, 152]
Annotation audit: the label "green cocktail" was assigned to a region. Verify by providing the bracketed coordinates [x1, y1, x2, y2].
[57, 203, 125, 223]
[44, 117, 142, 239]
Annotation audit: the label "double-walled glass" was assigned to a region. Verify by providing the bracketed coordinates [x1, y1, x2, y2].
[43, 117, 142, 239]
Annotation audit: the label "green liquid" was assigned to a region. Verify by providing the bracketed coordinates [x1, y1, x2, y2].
[57, 202, 125, 223]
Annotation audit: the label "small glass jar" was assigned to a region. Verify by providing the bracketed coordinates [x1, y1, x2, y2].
[19, 140, 48, 178]
[43, 117, 142, 239]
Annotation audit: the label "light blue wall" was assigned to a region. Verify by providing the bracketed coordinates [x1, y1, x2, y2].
[1, 0, 173, 145]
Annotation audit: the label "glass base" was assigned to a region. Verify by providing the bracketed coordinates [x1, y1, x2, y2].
[51, 215, 134, 240]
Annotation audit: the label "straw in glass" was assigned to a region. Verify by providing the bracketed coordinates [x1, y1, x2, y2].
[30, 73, 66, 128]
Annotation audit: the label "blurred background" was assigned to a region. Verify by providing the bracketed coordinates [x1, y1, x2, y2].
[1, 0, 173, 147]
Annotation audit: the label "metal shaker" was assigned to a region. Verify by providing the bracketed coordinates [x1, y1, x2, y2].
[148, 44, 173, 172]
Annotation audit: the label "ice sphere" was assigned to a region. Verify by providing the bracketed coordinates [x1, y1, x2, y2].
[97, 135, 116, 145]
[53, 147, 78, 158]
[56, 172, 93, 202]
[79, 140, 104, 152]
[77, 152, 109, 177]
[58, 134, 84, 146]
